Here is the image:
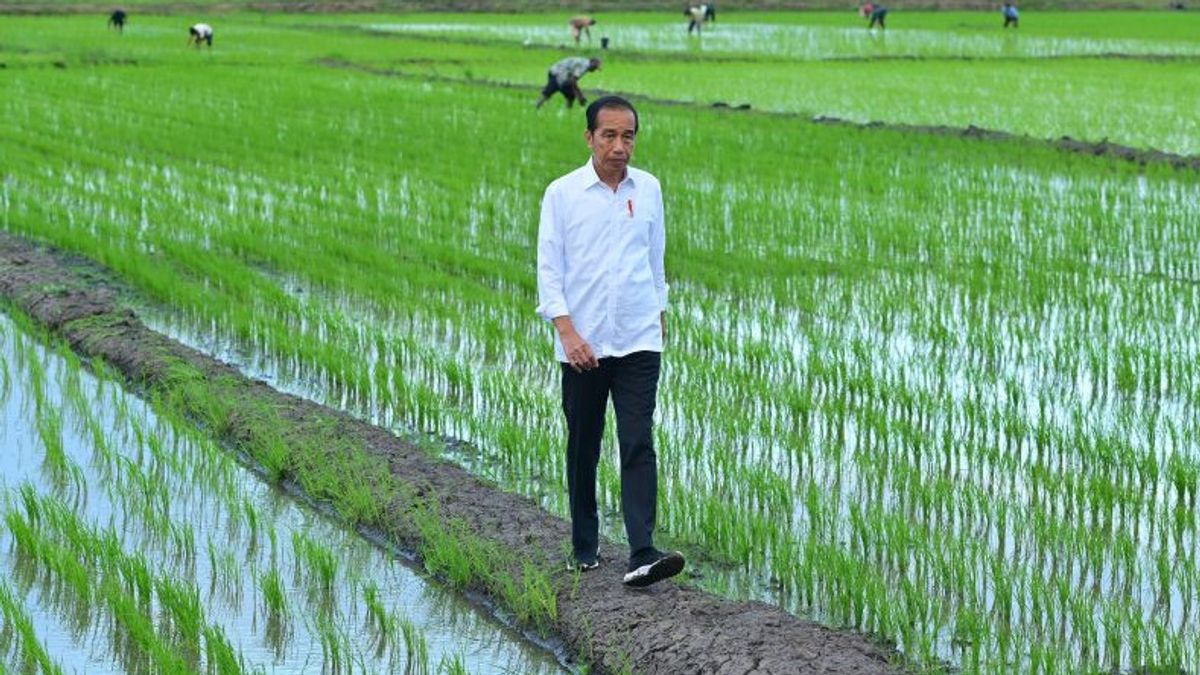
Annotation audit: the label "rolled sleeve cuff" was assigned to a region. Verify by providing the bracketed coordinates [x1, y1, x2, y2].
[536, 299, 569, 322]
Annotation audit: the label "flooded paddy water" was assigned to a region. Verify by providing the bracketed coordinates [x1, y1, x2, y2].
[0, 312, 567, 674]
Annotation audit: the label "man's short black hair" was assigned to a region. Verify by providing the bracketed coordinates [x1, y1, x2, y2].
[586, 96, 639, 133]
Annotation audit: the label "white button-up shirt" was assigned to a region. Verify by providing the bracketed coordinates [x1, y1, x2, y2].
[537, 159, 669, 363]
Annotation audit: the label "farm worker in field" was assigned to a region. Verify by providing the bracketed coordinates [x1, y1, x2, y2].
[569, 15, 597, 44]
[685, 4, 716, 35]
[1002, 3, 1019, 28]
[188, 23, 213, 47]
[535, 56, 601, 109]
[108, 9, 126, 33]
[863, 3, 888, 30]
[537, 96, 686, 587]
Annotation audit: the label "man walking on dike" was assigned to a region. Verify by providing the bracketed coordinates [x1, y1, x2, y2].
[535, 56, 601, 109]
[188, 23, 213, 48]
[570, 15, 597, 44]
[536, 96, 685, 588]
[108, 9, 126, 33]
[1002, 3, 1019, 28]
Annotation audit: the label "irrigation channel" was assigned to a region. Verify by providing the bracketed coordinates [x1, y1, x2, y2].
[0, 313, 570, 671]
[0, 233, 900, 672]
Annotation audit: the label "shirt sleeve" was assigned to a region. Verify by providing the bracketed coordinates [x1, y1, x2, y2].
[536, 186, 570, 321]
[650, 183, 669, 312]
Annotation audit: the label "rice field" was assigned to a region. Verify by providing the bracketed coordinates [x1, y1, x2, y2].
[0, 311, 566, 673]
[352, 11, 1200, 154]
[2, 9, 1199, 674]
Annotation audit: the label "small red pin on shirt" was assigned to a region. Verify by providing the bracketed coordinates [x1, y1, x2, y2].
[627, 199, 634, 217]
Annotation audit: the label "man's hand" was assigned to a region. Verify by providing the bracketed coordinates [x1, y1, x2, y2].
[554, 316, 599, 372]
[561, 331, 598, 372]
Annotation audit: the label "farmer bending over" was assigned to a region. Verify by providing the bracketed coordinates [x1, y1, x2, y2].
[861, 3, 888, 30]
[570, 16, 597, 44]
[1002, 3, 1019, 28]
[188, 23, 213, 48]
[685, 4, 716, 35]
[536, 56, 601, 109]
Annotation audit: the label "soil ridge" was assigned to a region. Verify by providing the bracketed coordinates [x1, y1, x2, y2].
[0, 231, 900, 674]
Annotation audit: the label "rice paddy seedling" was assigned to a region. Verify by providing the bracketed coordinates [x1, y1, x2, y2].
[292, 531, 340, 602]
[259, 565, 288, 619]
[399, 617, 431, 675]
[437, 653, 470, 675]
[313, 611, 355, 675]
[0, 580, 64, 675]
[206, 536, 244, 607]
[361, 580, 394, 639]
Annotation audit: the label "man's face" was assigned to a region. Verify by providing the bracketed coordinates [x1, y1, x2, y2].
[585, 107, 637, 177]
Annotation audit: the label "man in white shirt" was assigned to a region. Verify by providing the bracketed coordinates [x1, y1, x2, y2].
[536, 96, 685, 587]
[535, 56, 601, 109]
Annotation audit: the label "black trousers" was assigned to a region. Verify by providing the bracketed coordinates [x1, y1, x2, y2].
[561, 350, 661, 562]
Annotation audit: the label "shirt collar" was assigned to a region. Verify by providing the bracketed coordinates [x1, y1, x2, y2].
[578, 157, 636, 192]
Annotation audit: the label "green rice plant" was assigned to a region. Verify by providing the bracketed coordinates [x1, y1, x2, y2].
[313, 612, 355, 675]
[202, 624, 247, 675]
[259, 565, 288, 619]
[154, 575, 204, 663]
[360, 580, 394, 641]
[243, 496, 261, 555]
[206, 537, 244, 607]
[35, 406, 67, 473]
[0, 580, 64, 675]
[291, 531, 339, 602]
[0, 340, 11, 407]
[437, 653, 470, 675]
[399, 616, 430, 675]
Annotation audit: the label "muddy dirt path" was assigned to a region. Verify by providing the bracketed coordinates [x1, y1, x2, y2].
[0, 232, 901, 673]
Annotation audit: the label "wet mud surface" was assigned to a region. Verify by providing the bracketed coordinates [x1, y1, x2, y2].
[0, 231, 901, 673]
